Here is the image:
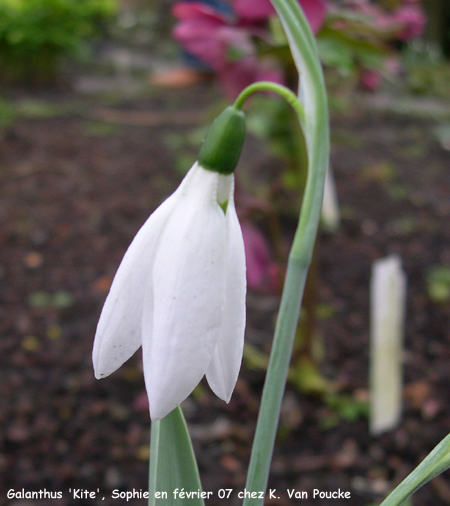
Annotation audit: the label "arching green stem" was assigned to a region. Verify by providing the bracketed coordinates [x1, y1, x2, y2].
[234, 81, 306, 124]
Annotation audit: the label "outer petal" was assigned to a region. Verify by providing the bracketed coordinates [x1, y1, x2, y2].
[93, 166, 199, 379]
[206, 176, 246, 402]
[143, 164, 227, 420]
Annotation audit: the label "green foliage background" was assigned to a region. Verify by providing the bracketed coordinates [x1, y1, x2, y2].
[0, 0, 117, 83]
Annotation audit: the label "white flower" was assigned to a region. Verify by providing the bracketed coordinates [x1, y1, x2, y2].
[92, 162, 246, 420]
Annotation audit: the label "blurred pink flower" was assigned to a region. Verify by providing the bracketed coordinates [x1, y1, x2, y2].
[172, 3, 240, 71]
[172, 1, 284, 98]
[334, 0, 425, 42]
[133, 391, 149, 411]
[233, 0, 274, 21]
[360, 69, 382, 91]
[219, 56, 284, 101]
[241, 221, 279, 293]
[233, 0, 327, 33]
[393, 1, 426, 41]
[360, 55, 402, 91]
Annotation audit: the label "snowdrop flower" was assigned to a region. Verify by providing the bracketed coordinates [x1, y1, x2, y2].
[93, 107, 247, 420]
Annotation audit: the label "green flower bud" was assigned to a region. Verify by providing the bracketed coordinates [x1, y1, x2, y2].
[198, 106, 246, 175]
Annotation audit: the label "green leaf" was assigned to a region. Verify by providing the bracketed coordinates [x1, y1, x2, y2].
[380, 433, 450, 506]
[317, 38, 354, 74]
[51, 290, 74, 309]
[243, 342, 269, 371]
[28, 291, 51, 308]
[148, 406, 204, 506]
[28, 290, 74, 309]
[289, 357, 328, 394]
[319, 26, 388, 58]
[426, 265, 450, 303]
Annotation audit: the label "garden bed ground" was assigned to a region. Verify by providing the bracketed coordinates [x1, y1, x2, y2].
[1, 80, 450, 506]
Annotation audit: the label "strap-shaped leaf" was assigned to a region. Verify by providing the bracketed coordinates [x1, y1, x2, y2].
[148, 407, 204, 506]
[380, 433, 450, 506]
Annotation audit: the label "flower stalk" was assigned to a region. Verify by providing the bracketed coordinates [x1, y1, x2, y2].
[242, 0, 329, 503]
[234, 81, 305, 124]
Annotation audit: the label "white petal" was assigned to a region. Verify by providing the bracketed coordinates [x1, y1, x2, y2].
[143, 164, 228, 420]
[206, 178, 246, 402]
[92, 195, 177, 378]
[92, 166, 200, 379]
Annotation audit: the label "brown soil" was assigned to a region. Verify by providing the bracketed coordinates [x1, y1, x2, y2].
[1, 83, 450, 506]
